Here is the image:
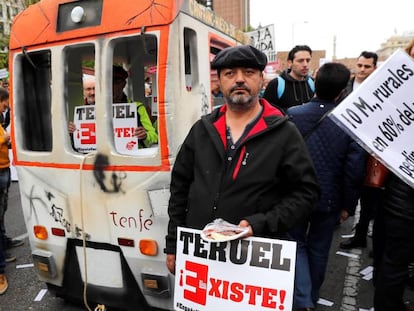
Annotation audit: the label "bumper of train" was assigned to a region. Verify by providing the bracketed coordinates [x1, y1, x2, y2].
[32, 238, 172, 311]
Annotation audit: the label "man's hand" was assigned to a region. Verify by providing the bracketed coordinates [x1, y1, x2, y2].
[68, 122, 76, 134]
[238, 220, 253, 237]
[3, 132, 10, 142]
[166, 254, 176, 275]
[134, 126, 147, 140]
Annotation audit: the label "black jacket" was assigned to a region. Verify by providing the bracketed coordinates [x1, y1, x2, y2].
[383, 174, 414, 221]
[165, 99, 320, 254]
[263, 70, 315, 112]
[288, 98, 367, 215]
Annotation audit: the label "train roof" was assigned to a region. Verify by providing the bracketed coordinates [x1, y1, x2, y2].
[10, 0, 249, 50]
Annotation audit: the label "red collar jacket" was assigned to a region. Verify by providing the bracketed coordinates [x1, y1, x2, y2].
[165, 99, 319, 254]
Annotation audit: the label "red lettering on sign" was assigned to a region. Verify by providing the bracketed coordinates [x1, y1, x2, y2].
[183, 261, 208, 305]
[114, 127, 136, 138]
[181, 260, 283, 309]
[79, 123, 96, 144]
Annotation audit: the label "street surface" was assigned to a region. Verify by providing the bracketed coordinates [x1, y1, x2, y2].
[1, 181, 414, 311]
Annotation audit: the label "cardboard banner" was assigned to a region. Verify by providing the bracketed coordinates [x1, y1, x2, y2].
[73, 103, 139, 154]
[330, 49, 414, 188]
[174, 227, 297, 311]
[247, 25, 276, 62]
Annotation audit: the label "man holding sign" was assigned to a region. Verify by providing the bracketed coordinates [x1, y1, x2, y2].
[70, 66, 158, 152]
[329, 48, 414, 311]
[112, 65, 157, 148]
[165, 45, 319, 285]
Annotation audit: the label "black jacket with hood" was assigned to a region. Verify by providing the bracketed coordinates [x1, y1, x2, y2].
[165, 99, 319, 254]
[263, 70, 315, 112]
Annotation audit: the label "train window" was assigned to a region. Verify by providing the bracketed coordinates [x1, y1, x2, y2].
[184, 28, 198, 92]
[14, 50, 52, 151]
[64, 44, 96, 153]
[111, 34, 159, 154]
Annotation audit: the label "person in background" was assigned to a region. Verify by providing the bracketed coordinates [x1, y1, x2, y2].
[211, 80, 225, 108]
[373, 39, 414, 311]
[0, 227, 8, 295]
[68, 75, 96, 134]
[211, 81, 223, 98]
[263, 45, 315, 112]
[112, 65, 158, 147]
[0, 87, 10, 296]
[0, 87, 22, 264]
[342, 51, 378, 96]
[69, 68, 158, 148]
[1, 81, 9, 92]
[0, 80, 10, 130]
[339, 51, 380, 251]
[405, 38, 414, 58]
[164, 45, 319, 275]
[83, 74, 96, 105]
[373, 173, 414, 311]
[287, 63, 366, 311]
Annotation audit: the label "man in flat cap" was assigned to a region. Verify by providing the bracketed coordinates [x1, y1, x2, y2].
[165, 45, 319, 277]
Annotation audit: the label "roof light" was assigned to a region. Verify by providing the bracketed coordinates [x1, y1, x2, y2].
[71, 6, 85, 24]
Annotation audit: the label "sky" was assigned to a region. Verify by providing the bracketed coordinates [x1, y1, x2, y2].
[250, 0, 414, 59]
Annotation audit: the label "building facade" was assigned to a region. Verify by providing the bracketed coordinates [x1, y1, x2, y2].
[211, 0, 250, 31]
[0, 0, 25, 38]
[377, 31, 414, 59]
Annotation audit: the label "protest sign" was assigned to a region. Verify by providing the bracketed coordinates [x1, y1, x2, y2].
[247, 25, 276, 62]
[174, 227, 297, 311]
[73, 105, 96, 153]
[330, 49, 414, 188]
[73, 103, 139, 154]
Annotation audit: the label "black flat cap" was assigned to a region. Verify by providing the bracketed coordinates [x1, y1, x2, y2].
[211, 45, 267, 71]
[113, 65, 128, 80]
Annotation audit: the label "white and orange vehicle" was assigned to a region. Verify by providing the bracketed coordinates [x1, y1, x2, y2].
[9, 0, 249, 310]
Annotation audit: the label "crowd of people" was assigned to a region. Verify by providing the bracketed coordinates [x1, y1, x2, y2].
[68, 66, 158, 151]
[1, 36, 413, 310]
[167, 39, 414, 311]
[0, 84, 24, 296]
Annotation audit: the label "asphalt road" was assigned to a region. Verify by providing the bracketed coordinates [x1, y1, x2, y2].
[2, 181, 414, 311]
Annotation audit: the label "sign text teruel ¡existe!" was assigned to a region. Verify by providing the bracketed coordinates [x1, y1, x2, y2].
[179, 231, 291, 271]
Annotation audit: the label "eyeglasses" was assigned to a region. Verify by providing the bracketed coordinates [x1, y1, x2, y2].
[356, 64, 373, 69]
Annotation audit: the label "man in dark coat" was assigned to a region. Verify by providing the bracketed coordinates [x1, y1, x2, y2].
[165, 45, 320, 275]
[374, 174, 414, 311]
[287, 63, 367, 310]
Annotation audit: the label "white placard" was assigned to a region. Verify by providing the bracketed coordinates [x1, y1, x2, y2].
[330, 49, 414, 188]
[247, 24, 275, 61]
[73, 103, 139, 154]
[174, 227, 297, 311]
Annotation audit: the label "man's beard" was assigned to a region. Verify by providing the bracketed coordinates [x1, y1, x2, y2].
[225, 85, 258, 111]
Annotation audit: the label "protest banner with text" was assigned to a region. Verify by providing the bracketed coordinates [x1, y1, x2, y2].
[174, 227, 297, 311]
[330, 49, 414, 188]
[73, 103, 139, 154]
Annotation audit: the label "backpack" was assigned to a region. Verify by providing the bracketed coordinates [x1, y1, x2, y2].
[276, 75, 315, 98]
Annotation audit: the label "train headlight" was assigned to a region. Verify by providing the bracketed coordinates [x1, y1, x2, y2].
[70, 6, 85, 24]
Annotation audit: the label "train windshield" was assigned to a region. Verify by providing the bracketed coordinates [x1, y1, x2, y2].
[14, 34, 159, 156]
